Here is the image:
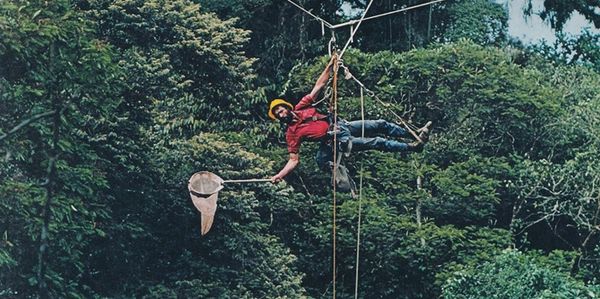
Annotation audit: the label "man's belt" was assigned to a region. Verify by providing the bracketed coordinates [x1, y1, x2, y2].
[300, 114, 329, 124]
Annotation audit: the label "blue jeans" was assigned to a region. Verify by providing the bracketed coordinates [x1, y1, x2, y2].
[315, 119, 411, 171]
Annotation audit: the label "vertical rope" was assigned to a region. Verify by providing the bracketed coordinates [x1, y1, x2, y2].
[354, 87, 365, 299]
[331, 53, 339, 299]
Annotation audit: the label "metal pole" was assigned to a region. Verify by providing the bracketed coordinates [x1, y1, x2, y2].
[223, 178, 272, 184]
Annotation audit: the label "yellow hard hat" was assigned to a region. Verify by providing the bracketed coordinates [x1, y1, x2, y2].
[268, 99, 293, 120]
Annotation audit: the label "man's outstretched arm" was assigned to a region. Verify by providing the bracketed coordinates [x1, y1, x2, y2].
[271, 153, 300, 183]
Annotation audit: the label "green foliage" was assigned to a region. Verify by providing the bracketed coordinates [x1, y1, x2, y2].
[263, 40, 600, 297]
[525, 0, 600, 32]
[580, 244, 600, 284]
[442, 250, 600, 298]
[144, 133, 307, 298]
[0, 0, 130, 297]
[442, 0, 508, 46]
[143, 284, 177, 299]
[509, 68, 600, 280]
[2, 0, 599, 297]
[427, 156, 512, 226]
[531, 31, 600, 73]
[200, 0, 509, 96]
[87, 0, 257, 136]
[200, 0, 340, 86]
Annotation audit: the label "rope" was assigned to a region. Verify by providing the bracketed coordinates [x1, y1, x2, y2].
[339, 0, 374, 60]
[312, 86, 332, 108]
[354, 87, 365, 299]
[309, 60, 333, 111]
[286, 0, 333, 28]
[330, 0, 446, 29]
[339, 63, 422, 141]
[328, 33, 337, 57]
[331, 53, 339, 299]
[286, 4, 438, 297]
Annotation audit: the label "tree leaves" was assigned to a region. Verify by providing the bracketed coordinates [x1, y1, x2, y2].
[443, 250, 600, 298]
[2, 0, 600, 298]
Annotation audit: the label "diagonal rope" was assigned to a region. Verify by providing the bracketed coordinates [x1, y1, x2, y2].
[338, 0, 374, 60]
[286, 0, 333, 28]
[331, 0, 446, 29]
[339, 63, 422, 141]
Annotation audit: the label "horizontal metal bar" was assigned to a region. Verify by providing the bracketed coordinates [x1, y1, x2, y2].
[223, 178, 272, 184]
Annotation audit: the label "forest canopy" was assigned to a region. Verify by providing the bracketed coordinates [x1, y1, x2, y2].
[1, 0, 600, 298]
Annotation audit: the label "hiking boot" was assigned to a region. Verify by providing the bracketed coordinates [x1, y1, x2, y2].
[418, 130, 429, 143]
[416, 121, 432, 143]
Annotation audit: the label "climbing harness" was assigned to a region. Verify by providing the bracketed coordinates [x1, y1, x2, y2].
[188, 171, 270, 235]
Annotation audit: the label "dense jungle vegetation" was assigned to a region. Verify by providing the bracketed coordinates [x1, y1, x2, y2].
[1, 0, 600, 298]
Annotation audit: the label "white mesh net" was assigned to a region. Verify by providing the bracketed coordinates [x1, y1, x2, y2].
[188, 171, 224, 235]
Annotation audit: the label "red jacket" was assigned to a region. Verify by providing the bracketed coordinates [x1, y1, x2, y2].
[285, 94, 329, 153]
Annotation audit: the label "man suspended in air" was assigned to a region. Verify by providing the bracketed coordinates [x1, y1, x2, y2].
[269, 56, 431, 185]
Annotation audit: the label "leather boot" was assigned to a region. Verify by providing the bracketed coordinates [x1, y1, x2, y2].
[417, 121, 432, 142]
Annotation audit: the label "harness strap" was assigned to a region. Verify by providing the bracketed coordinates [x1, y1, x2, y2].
[300, 114, 329, 124]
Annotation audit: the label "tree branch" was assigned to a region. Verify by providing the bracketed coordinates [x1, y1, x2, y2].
[37, 106, 60, 299]
[0, 110, 56, 143]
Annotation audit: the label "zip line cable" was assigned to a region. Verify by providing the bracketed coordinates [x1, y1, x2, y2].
[331, 0, 446, 29]
[286, 0, 446, 32]
[286, 0, 333, 28]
